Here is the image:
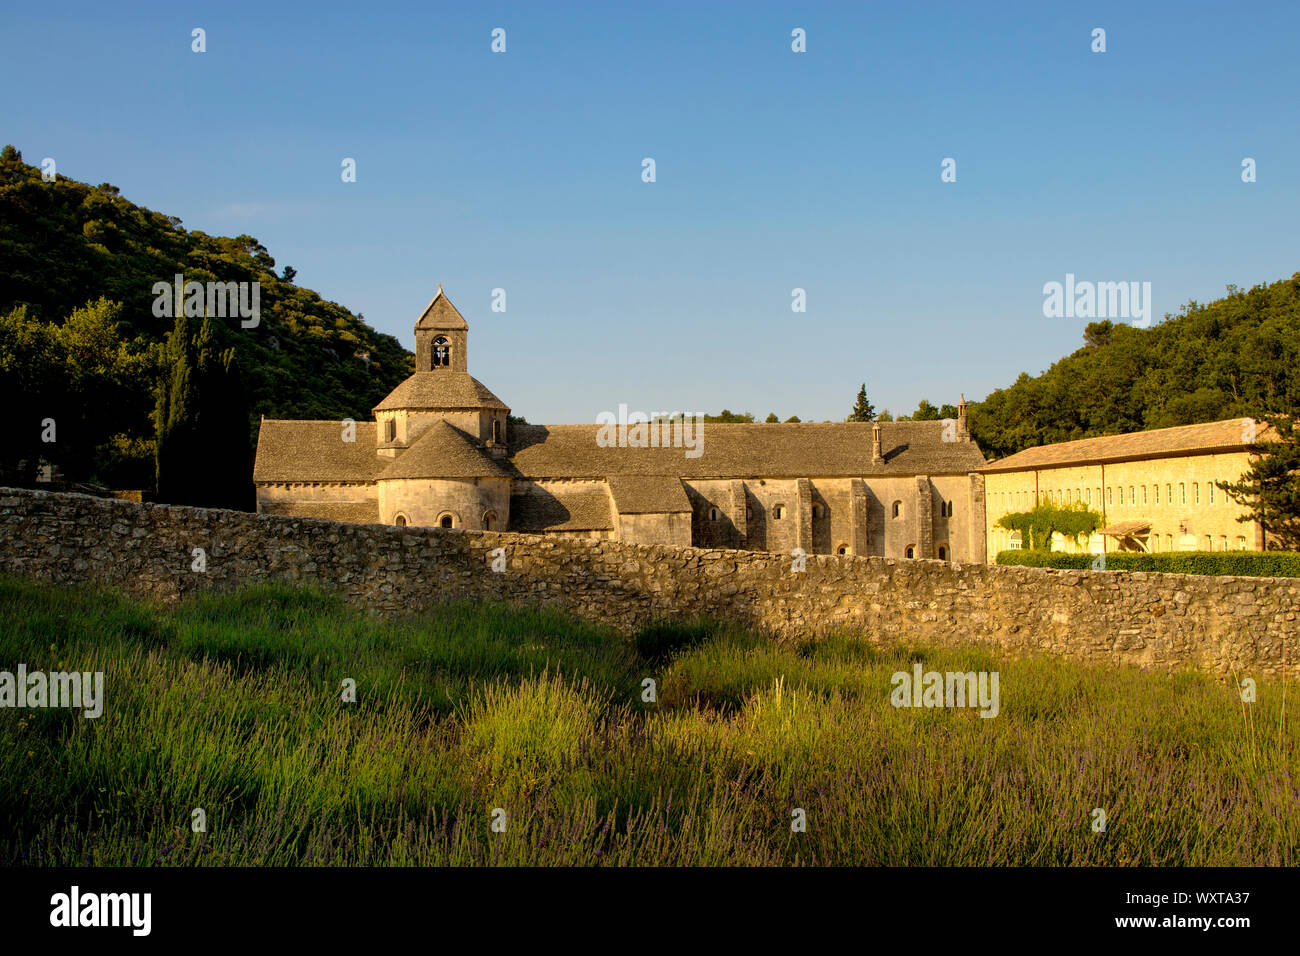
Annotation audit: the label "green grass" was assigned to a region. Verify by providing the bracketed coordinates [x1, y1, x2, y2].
[0, 574, 1295, 865]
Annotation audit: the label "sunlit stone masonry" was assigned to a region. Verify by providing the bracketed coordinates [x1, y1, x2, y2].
[253, 288, 990, 562]
[1, 487, 1297, 679]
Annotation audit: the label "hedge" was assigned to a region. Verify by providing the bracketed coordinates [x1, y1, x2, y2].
[994, 550, 1300, 578]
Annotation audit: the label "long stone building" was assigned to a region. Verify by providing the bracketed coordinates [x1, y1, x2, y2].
[982, 419, 1272, 556]
[254, 289, 1276, 562]
[253, 290, 990, 562]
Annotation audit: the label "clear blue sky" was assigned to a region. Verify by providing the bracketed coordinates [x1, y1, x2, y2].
[5, 1, 1299, 423]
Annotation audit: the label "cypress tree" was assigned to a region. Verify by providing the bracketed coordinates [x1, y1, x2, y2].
[154, 314, 252, 509]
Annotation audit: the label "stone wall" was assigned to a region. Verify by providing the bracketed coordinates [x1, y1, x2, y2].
[1, 487, 1296, 677]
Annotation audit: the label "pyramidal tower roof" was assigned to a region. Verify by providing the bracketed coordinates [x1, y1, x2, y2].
[379, 420, 511, 480]
[414, 285, 468, 331]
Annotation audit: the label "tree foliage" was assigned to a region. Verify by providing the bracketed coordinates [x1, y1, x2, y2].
[970, 277, 1300, 459]
[995, 501, 1103, 551]
[0, 145, 413, 495]
[154, 315, 253, 510]
[847, 383, 875, 422]
[705, 409, 755, 423]
[1217, 416, 1300, 550]
[0, 299, 154, 487]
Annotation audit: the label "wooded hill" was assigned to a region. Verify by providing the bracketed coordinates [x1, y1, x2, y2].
[969, 274, 1300, 459]
[0, 145, 412, 489]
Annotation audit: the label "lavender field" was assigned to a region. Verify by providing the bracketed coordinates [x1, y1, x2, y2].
[0, 575, 1295, 866]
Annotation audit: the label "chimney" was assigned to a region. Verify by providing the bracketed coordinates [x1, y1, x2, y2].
[957, 393, 969, 441]
[871, 421, 884, 464]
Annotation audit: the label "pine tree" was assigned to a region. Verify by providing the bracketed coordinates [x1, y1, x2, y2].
[848, 383, 876, 422]
[1218, 417, 1300, 550]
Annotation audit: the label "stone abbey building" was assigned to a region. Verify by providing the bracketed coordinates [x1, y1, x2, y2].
[254, 290, 1270, 562]
[254, 290, 991, 562]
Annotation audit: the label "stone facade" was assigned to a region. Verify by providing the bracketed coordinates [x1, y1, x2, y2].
[983, 421, 1270, 556]
[254, 289, 989, 561]
[2, 487, 1296, 678]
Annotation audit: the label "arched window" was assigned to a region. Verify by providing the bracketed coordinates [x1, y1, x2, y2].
[937, 544, 948, 560]
[1107, 488, 1112, 506]
[892, 501, 903, 519]
[394, 513, 408, 527]
[773, 504, 786, 519]
[1180, 483, 1186, 505]
[1193, 483, 1200, 505]
[432, 336, 450, 367]
[1128, 486, 1134, 505]
[745, 506, 753, 520]
[1154, 484, 1159, 504]
[482, 511, 497, 530]
[1209, 483, 1215, 504]
[905, 545, 916, 559]
[708, 507, 720, 521]
[440, 516, 453, 528]
[836, 544, 849, 555]
[492, 419, 502, 444]
[436, 511, 457, 529]
[812, 503, 825, 519]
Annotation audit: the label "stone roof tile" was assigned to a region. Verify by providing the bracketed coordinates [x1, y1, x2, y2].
[252, 420, 385, 483]
[373, 371, 509, 412]
[414, 288, 468, 330]
[981, 418, 1275, 472]
[378, 420, 512, 480]
[608, 476, 691, 513]
[507, 421, 986, 478]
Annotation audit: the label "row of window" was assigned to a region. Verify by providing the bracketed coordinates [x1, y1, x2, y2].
[706, 501, 954, 521]
[995, 529, 1250, 551]
[1000, 481, 1226, 511]
[1150, 534, 1249, 552]
[394, 510, 498, 530]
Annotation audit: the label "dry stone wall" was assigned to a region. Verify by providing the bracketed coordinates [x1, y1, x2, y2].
[1, 487, 1296, 677]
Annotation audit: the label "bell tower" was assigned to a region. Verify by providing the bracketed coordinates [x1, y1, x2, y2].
[413, 284, 469, 372]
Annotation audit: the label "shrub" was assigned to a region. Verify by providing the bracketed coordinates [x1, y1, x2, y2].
[995, 549, 1300, 577]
